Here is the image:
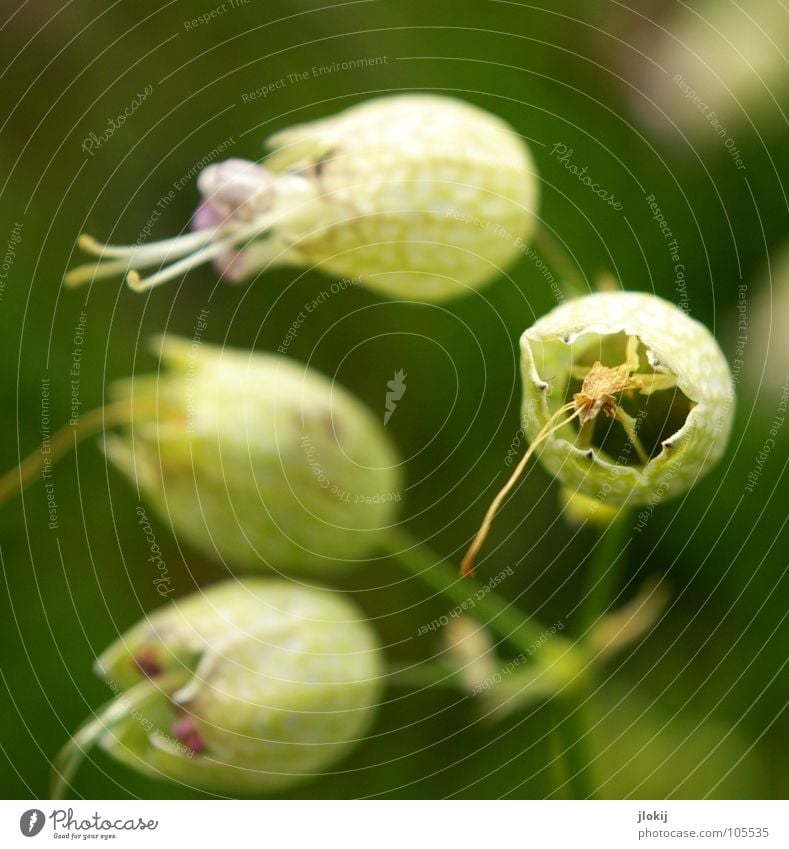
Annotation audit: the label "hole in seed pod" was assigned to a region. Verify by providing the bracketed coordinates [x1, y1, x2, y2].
[564, 332, 694, 465]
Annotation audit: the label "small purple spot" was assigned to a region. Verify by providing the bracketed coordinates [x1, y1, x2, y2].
[171, 714, 206, 755]
[134, 647, 163, 678]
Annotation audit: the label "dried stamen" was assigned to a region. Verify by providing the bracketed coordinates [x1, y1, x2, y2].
[65, 163, 320, 292]
[65, 208, 286, 292]
[460, 402, 581, 577]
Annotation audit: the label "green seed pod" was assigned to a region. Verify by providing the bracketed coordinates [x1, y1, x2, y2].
[66, 95, 539, 302]
[262, 95, 539, 301]
[520, 292, 734, 507]
[104, 336, 402, 572]
[57, 579, 382, 795]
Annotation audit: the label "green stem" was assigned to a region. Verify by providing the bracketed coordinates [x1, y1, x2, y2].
[385, 662, 463, 690]
[382, 528, 598, 799]
[531, 226, 588, 300]
[577, 512, 631, 636]
[552, 696, 596, 799]
[0, 398, 150, 507]
[382, 527, 550, 654]
[552, 513, 632, 799]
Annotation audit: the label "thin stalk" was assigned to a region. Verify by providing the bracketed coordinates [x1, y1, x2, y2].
[577, 512, 631, 636]
[383, 527, 596, 800]
[0, 399, 144, 506]
[383, 527, 547, 651]
[531, 227, 588, 300]
[552, 696, 596, 799]
[51, 673, 184, 799]
[385, 662, 463, 690]
[550, 513, 632, 800]
[460, 403, 581, 576]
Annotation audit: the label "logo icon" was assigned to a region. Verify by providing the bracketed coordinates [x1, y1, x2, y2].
[19, 809, 45, 837]
[384, 369, 407, 425]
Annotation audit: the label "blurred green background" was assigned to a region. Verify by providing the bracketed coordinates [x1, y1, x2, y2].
[0, 0, 786, 799]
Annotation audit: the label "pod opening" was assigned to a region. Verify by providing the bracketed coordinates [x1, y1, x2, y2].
[563, 331, 694, 466]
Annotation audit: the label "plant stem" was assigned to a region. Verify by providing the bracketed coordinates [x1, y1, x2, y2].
[531, 226, 588, 300]
[551, 513, 632, 798]
[51, 673, 185, 799]
[383, 527, 599, 799]
[0, 398, 144, 506]
[548, 513, 632, 800]
[385, 662, 463, 690]
[577, 512, 631, 636]
[552, 696, 596, 799]
[382, 527, 551, 654]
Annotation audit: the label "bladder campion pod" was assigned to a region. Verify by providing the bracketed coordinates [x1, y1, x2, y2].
[53, 579, 383, 796]
[462, 292, 733, 575]
[104, 336, 402, 572]
[66, 95, 539, 302]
